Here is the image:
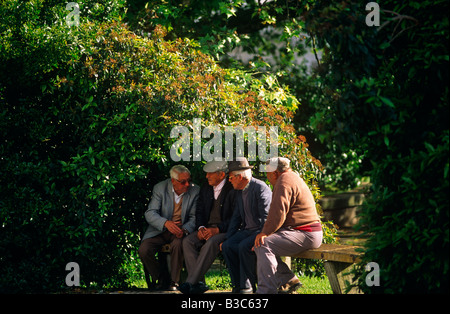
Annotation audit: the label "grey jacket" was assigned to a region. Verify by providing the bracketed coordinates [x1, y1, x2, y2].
[142, 178, 200, 241]
[226, 177, 272, 238]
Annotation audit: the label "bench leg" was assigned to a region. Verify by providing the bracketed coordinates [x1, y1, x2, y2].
[282, 256, 292, 270]
[324, 261, 361, 294]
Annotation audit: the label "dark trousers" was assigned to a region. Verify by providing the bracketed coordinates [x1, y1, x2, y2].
[222, 229, 258, 291]
[183, 231, 226, 284]
[138, 231, 183, 284]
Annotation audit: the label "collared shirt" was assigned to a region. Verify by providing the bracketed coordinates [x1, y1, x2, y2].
[213, 178, 227, 200]
[172, 188, 184, 204]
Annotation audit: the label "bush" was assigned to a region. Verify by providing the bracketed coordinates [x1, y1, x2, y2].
[301, 0, 449, 293]
[0, 1, 326, 292]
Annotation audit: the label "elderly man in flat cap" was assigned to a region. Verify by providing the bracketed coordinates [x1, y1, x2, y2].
[221, 157, 272, 294]
[179, 161, 236, 294]
[254, 157, 323, 294]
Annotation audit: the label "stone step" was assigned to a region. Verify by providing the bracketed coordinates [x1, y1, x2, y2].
[319, 184, 369, 228]
[319, 192, 365, 210]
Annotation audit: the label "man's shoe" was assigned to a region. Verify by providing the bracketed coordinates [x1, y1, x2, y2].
[279, 278, 302, 294]
[240, 287, 253, 294]
[168, 281, 179, 291]
[178, 282, 192, 294]
[191, 282, 209, 294]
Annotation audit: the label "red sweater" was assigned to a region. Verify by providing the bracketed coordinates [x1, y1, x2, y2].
[262, 170, 320, 236]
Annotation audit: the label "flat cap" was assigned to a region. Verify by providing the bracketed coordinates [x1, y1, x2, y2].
[203, 160, 228, 173]
[264, 157, 291, 172]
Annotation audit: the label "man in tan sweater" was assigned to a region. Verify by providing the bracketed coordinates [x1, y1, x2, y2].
[253, 157, 323, 294]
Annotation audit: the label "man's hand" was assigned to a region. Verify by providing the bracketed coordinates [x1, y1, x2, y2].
[165, 220, 183, 238]
[197, 227, 207, 241]
[253, 233, 267, 250]
[203, 227, 219, 240]
[197, 227, 220, 241]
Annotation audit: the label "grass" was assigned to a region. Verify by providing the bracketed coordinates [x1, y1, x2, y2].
[129, 267, 332, 294]
[204, 269, 332, 294]
[296, 275, 333, 294]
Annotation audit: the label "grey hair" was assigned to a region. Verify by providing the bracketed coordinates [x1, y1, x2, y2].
[170, 165, 191, 180]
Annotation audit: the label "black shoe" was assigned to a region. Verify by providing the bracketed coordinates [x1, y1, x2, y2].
[178, 282, 193, 294]
[278, 278, 302, 294]
[191, 282, 209, 294]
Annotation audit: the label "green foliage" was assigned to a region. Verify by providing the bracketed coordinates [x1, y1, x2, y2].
[301, 1, 449, 293]
[0, 0, 324, 292]
[354, 132, 449, 293]
[133, 0, 450, 293]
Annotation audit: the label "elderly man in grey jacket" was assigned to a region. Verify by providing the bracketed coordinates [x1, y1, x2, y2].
[221, 158, 272, 294]
[139, 165, 200, 291]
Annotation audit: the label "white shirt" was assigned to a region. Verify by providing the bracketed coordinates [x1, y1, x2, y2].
[172, 188, 184, 204]
[213, 178, 227, 200]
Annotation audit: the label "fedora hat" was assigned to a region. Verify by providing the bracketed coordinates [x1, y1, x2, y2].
[228, 157, 254, 172]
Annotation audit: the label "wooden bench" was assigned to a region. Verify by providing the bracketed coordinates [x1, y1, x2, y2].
[161, 243, 171, 253]
[286, 243, 363, 294]
[161, 243, 363, 294]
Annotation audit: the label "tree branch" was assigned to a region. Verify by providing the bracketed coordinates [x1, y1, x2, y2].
[378, 10, 419, 44]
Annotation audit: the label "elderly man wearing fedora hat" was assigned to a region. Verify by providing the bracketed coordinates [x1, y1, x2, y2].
[221, 157, 272, 294]
[179, 161, 236, 294]
[253, 157, 322, 294]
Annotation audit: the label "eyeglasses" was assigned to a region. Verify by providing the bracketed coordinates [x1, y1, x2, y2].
[174, 178, 191, 185]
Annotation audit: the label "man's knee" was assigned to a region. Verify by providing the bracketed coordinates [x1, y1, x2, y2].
[138, 240, 151, 258]
[138, 243, 145, 259]
[253, 242, 269, 258]
[182, 233, 196, 250]
[238, 238, 255, 255]
[221, 240, 232, 255]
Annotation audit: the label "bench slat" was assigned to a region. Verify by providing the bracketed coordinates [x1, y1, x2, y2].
[293, 243, 363, 263]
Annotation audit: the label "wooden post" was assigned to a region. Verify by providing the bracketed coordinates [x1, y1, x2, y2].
[324, 261, 361, 294]
[283, 256, 292, 270]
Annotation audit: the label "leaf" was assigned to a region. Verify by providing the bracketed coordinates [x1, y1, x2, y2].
[380, 96, 395, 108]
[424, 142, 435, 153]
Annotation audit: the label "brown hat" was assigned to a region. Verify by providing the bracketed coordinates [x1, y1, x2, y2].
[228, 157, 254, 172]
